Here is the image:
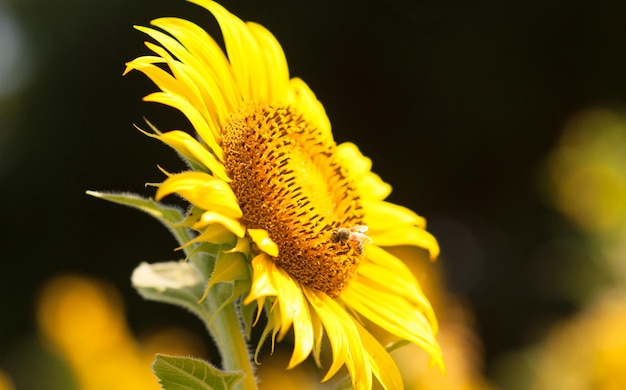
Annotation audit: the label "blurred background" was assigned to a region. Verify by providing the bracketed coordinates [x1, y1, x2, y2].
[2, 0, 626, 388]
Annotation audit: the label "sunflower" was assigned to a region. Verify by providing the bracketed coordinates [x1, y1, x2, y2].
[125, 1, 443, 388]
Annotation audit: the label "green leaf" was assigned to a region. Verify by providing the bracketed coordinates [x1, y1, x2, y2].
[152, 354, 243, 390]
[132, 261, 211, 320]
[86, 191, 194, 251]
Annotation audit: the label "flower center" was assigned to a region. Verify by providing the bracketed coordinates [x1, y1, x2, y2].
[222, 104, 364, 297]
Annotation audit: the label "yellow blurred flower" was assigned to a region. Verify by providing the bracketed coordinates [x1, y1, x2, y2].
[393, 302, 493, 390]
[125, 0, 442, 388]
[545, 108, 626, 234]
[515, 107, 626, 389]
[37, 275, 204, 390]
[543, 108, 626, 284]
[531, 289, 626, 390]
[256, 350, 320, 390]
[0, 370, 15, 390]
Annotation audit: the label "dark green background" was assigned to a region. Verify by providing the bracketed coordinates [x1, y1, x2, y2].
[2, 0, 625, 387]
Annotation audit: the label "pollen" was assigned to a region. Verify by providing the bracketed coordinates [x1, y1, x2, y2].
[222, 104, 364, 296]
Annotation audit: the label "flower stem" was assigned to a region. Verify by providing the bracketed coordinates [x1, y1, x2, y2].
[204, 284, 258, 390]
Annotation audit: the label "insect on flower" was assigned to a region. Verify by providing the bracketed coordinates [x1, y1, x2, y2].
[331, 225, 373, 255]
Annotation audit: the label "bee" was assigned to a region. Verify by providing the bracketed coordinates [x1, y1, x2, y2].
[330, 225, 373, 255]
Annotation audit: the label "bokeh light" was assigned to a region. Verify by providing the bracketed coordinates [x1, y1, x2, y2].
[0, 3, 32, 100]
[530, 289, 626, 390]
[9, 274, 206, 389]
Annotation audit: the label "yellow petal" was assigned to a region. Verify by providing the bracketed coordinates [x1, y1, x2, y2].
[247, 22, 290, 103]
[224, 236, 250, 254]
[247, 228, 279, 257]
[192, 0, 263, 102]
[363, 200, 427, 230]
[341, 277, 443, 370]
[336, 142, 372, 181]
[150, 17, 239, 114]
[193, 211, 245, 238]
[124, 56, 184, 96]
[177, 224, 235, 249]
[246, 255, 314, 368]
[141, 129, 230, 182]
[287, 78, 333, 140]
[359, 171, 392, 201]
[249, 296, 266, 327]
[305, 290, 371, 389]
[357, 257, 421, 301]
[141, 39, 213, 133]
[370, 225, 440, 260]
[133, 25, 227, 145]
[354, 320, 403, 390]
[137, 24, 232, 133]
[123, 55, 165, 75]
[244, 254, 278, 305]
[304, 289, 349, 382]
[358, 255, 437, 331]
[267, 264, 314, 359]
[156, 171, 242, 219]
[310, 306, 325, 368]
[144, 92, 224, 161]
[286, 293, 314, 368]
[366, 245, 420, 280]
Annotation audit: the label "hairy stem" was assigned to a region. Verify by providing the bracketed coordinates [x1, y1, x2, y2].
[204, 284, 257, 390]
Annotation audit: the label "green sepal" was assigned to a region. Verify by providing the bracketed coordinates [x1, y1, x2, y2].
[206, 251, 249, 294]
[253, 318, 275, 365]
[86, 191, 194, 252]
[187, 242, 221, 278]
[152, 354, 243, 390]
[207, 279, 251, 325]
[240, 298, 257, 339]
[252, 300, 278, 364]
[203, 251, 251, 325]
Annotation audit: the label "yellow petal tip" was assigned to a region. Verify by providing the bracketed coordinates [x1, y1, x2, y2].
[247, 228, 279, 257]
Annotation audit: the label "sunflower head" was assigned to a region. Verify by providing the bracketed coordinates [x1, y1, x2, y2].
[222, 103, 367, 296]
[125, 1, 443, 388]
